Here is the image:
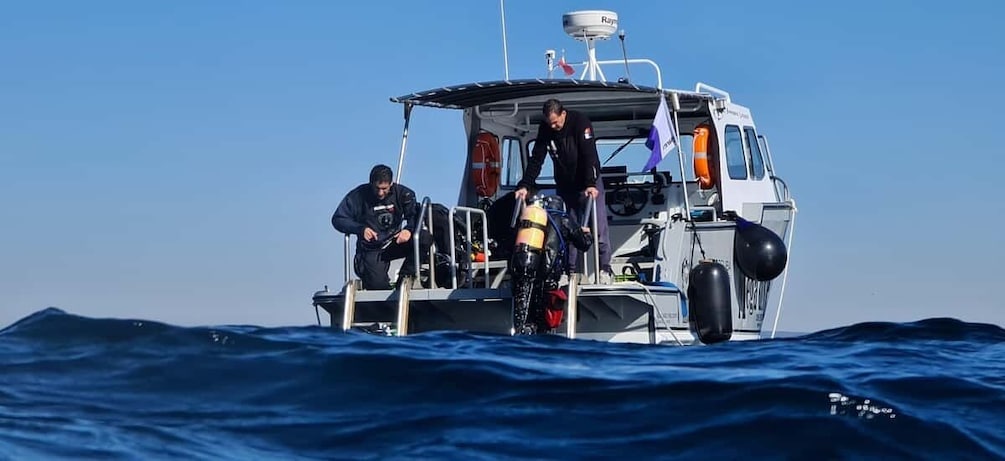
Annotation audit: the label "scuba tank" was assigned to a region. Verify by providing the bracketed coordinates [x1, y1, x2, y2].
[511, 201, 548, 278]
[510, 198, 549, 335]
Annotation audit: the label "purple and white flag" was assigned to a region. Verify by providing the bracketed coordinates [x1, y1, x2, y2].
[643, 96, 678, 171]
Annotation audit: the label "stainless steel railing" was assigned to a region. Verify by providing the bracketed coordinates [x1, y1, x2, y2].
[412, 196, 433, 285]
[449, 206, 490, 289]
[343, 234, 353, 285]
[770, 175, 791, 202]
[581, 195, 600, 283]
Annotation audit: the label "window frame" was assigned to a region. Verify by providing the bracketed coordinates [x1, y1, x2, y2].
[724, 124, 748, 180]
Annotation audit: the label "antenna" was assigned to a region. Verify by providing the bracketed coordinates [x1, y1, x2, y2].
[618, 29, 632, 83]
[545, 49, 556, 79]
[499, 0, 510, 80]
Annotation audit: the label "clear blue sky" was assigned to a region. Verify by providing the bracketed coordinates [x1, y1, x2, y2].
[2, 1, 1002, 332]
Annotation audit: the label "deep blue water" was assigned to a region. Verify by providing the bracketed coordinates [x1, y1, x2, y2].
[0, 308, 1002, 460]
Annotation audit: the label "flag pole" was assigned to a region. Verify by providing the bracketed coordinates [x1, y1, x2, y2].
[669, 92, 692, 218]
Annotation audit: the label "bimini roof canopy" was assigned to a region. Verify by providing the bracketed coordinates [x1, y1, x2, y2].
[390, 79, 714, 112]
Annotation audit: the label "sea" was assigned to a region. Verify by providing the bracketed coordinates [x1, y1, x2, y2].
[0, 308, 1002, 460]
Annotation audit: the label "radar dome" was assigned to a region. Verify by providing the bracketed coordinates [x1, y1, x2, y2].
[562, 10, 618, 41]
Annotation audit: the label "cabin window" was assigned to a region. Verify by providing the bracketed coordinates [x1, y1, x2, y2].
[597, 138, 660, 182]
[595, 136, 693, 178]
[677, 133, 695, 181]
[502, 137, 522, 186]
[724, 125, 747, 180]
[525, 140, 555, 185]
[744, 127, 766, 180]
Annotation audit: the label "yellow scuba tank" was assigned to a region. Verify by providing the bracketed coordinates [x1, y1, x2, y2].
[511, 200, 549, 277]
[515, 203, 547, 251]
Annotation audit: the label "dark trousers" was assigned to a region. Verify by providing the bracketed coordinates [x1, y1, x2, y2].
[558, 184, 612, 273]
[354, 234, 428, 290]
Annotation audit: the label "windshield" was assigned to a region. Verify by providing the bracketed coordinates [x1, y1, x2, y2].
[522, 134, 695, 187]
[596, 135, 694, 183]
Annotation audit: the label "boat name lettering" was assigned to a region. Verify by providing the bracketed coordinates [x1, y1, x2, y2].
[726, 109, 751, 120]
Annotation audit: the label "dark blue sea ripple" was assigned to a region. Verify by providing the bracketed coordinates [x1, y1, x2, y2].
[1, 308, 1002, 460]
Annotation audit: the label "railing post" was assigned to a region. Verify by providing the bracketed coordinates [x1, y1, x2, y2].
[343, 234, 351, 285]
[591, 196, 600, 283]
[396, 280, 411, 336]
[452, 207, 491, 289]
[566, 273, 578, 339]
[448, 209, 458, 289]
[341, 280, 357, 332]
[413, 197, 432, 287]
[465, 212, 473, 288]
[510, 198, 524, 228]
[426, 206, 436, 289]
[581, 195, 600, 284]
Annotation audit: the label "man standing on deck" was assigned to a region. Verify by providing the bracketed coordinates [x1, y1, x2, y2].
[332, 164, 428, 290]
[514, 99, 614, 284]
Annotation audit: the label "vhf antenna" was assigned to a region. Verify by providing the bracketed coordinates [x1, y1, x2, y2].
[499, 0, 510, 80]
[618, 30, 631, 83]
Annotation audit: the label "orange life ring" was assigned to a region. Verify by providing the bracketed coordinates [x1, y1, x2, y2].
[471, 131, 502, 197]
[693, 125, 715, 189]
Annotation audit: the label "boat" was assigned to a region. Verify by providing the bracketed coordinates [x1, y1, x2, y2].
[312, 9, 798, 345]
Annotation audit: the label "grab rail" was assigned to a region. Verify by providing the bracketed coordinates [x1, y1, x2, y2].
[412, 197, 433, 284]
[694, 82, 731, 102]
[343, 234, 352, 285]
[769, 198, 798, 339]
[449, 206, 491, 289]
[510, 196, 525, 228]
[577, 58, 664, 89]
[770, 175, 791, 202]
[583, 195, 600, 284]
[474, 103, 520, 118]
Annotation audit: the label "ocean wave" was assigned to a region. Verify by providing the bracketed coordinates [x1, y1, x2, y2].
[1, 308, 1002, 460]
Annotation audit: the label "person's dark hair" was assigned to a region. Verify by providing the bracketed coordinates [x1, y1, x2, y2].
[369, 164, 393, 185]
[542, 99, 565, 117]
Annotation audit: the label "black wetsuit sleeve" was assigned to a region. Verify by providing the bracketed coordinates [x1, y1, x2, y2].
[332, 188, 366, 237]
[397, 185, 419, 233]
[575, 114, 601, 188]
[517, 122, 550, 191]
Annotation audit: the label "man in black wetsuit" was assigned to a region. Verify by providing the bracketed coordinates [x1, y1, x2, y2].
[331, 164, 426, 290]
[514, 98, 614, 283]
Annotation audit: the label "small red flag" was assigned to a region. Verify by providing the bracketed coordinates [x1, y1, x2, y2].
[558, 57, 575, 76]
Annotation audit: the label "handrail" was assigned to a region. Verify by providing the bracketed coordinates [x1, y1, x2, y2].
[449, 206, 491, 289]
[426, 203, 435, 287]
[510, 197, 524, 228]
[343, 234, 352, 284]
[474, 103, 520, 118]
[582, 195, 600, 284]
[770, 175, 791, 202]
[412, 197, 433, 284]
[566, 272, 578, 339]
[769, 199, 798, 339]
[694, 82, 731, 102]
[575, 58, 664, 89]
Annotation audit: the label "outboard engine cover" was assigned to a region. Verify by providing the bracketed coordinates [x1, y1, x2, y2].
[687, 260, 733, 344]
[733, 217, 787, 281]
